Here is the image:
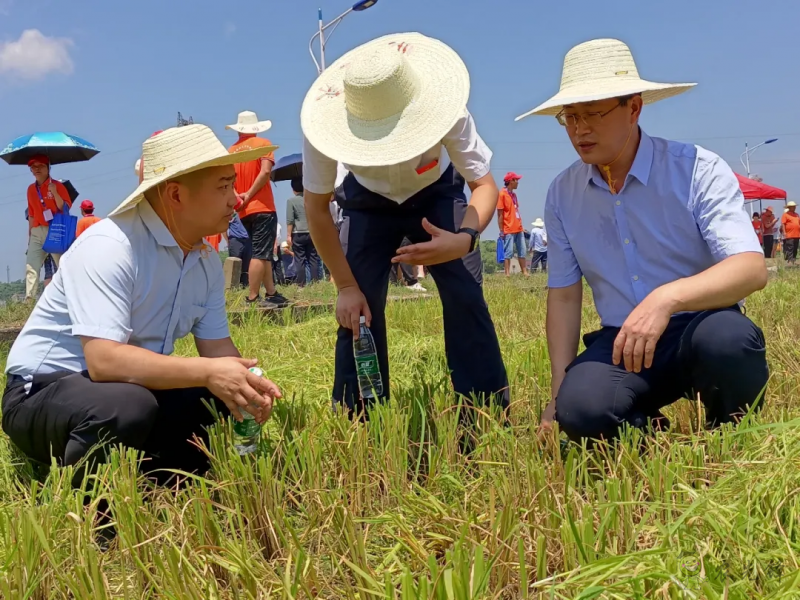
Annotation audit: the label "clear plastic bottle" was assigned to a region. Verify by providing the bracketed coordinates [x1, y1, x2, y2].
[232, 367, 263, 456]
[354, 316, 383, 399]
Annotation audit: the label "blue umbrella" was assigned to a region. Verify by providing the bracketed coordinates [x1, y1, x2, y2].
[270, 153, 302, 182]
[0, 131, 100, 166]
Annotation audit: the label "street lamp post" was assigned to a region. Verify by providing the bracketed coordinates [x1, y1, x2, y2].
[309, 0, 379, 74]
[740, 138, 778, 178]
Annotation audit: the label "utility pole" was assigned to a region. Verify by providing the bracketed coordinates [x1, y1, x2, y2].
[177, 112, 194, 127]
[6, 265, 9, 283]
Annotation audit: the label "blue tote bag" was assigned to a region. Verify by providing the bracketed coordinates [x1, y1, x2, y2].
[42, 201, 78, 255]
[496, 236, 505, 263]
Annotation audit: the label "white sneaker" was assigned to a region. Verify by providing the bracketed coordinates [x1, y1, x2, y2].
[408, 283, 426, 292]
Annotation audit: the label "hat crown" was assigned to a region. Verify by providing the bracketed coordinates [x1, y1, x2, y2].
[237, 111, 259, 125]
[344, 45, 419, 122]
[140, 125, 226, 182]
[560, 39, 640, 92]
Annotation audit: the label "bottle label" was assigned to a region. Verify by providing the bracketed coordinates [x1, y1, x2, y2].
[356, 355, 380, 377]
[233, 417, 261, 438]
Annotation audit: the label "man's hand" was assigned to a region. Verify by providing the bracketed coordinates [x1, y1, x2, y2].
[48, 181, 57, 197]
[391, 219, 471, 266]
[337, 285, 371, 338]
[205, 357, 281, 423]
[612, 289, 673, 373]
[538, 399, 556, 437]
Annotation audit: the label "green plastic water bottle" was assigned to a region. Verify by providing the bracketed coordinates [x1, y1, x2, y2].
[232, 367, 263, 455]
[354, 316, 383, 399]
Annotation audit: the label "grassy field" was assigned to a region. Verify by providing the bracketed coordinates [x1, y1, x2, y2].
[1, 272, 800, 599]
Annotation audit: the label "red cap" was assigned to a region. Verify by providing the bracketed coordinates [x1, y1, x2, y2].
[80, 200, 95, 212]
[504, 172, 523, 183]
[27, 154, 50, 167]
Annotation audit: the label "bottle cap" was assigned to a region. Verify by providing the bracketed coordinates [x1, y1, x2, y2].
[359, 316, 366, 324]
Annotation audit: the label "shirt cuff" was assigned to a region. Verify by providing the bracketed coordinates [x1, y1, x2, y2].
[71, 324, 132, 343]
[546, 274, 582, 289]
[193, 325, 231, 340]
[304, 181, 335, 195]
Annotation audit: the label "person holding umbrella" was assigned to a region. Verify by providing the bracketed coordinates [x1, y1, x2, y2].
[25, 155, 72, 300]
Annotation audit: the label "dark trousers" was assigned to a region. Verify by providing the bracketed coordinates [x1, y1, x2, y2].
[2, 371, 228, 486]
[530, 250, 548, 272]
[389, 238, 418, 285]
[555, 307, 768, 442]
[292, 232, 322, 287]
[333, 166, 509, 415]
[228, 236, 252, 287]
[763, 234, 775, 258]
[784, 238, 799, 262]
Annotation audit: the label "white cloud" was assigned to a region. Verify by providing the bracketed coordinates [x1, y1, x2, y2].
[0, 29, 74, 80]
[224, 22, 236, 37]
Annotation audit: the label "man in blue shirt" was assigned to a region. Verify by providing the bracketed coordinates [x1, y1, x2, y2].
[517, 39, 768, 441]
[226, 212, 252, 288]
[3, 125, 282, 486]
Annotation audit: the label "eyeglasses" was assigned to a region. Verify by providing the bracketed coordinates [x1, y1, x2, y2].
[556, 100, 624, 129]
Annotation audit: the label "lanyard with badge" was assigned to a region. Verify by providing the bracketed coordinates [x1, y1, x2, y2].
[35, 178, 55, 223]
[511, 191, 521, 222]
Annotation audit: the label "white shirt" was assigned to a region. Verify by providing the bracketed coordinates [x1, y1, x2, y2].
[303, 110, 492, 204]
[6, 200, 229, 379]
[530, 227, 548, 253]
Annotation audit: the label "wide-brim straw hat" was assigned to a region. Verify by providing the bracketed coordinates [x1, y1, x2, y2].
[788, 201, 797, 208]
[516, 38, 696, 120]
[226, 110, 273, 134]
[532, 218, 545, 228]
[110, 124, 277, 216]
[301, 32, 470, 167]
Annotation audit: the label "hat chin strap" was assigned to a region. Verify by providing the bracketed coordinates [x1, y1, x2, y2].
[600, 123, 635, 195]
[157, 187, 209, 257]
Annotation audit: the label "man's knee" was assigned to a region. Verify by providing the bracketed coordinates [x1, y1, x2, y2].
[555, 363, 622, 440]
[91, 384, 159, 444]
[688, 310, 766, 366]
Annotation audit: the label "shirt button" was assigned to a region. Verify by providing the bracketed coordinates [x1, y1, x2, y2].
[616, 200, 621, 206]
[624, 238, 630, 244]
[632, 275, 639, 281]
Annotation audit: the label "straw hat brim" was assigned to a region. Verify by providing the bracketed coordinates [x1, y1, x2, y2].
[301, 32, 470, 167]
[515, 80, 697, 120]
[226, 120, 273, 134]
[109, 145, 276, 216]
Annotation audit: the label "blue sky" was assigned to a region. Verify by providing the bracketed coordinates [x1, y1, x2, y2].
[1, 0, 798, 280]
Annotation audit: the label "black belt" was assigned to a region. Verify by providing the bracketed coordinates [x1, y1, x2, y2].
[5, 374, 28, 390]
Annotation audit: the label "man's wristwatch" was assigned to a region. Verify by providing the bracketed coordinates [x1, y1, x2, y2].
[457, 227, 480, 253]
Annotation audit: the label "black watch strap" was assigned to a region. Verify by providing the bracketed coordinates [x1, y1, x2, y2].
[458, 227, 480, 253]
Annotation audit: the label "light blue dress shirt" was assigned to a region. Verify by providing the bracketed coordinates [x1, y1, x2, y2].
[545, 130, 762, 328]
[6, 200, 230, 379]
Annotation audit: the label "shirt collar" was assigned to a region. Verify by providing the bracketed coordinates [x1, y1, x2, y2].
[138, 200, 179, 248]
[584, 128, 654, 191]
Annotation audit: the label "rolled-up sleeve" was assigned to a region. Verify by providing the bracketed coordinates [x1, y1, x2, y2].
[62, 235, 134, 342]
[544, 183, 582, 288]
[303, 136, 338, 195]
[442, 110, 493, 183]
[691, 149, 763, 261]
[193, 259, 230, 340]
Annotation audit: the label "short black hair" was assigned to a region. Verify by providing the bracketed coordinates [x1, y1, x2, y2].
[753, 212, 760, 218]
[617, 93, 641, 106]
[290, 177, 303, 193]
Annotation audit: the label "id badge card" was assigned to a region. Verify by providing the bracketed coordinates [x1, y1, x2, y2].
[43, 209, 54, 222]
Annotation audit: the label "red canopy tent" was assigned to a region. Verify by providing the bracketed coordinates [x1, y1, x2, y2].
[736, 173, 786, 200]
[735, 174, 787, 215]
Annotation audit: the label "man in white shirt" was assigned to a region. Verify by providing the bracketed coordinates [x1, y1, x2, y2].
[528, 218, 548, 273]
[301, 33, 508, 419]
[3, 125, 282, 486]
